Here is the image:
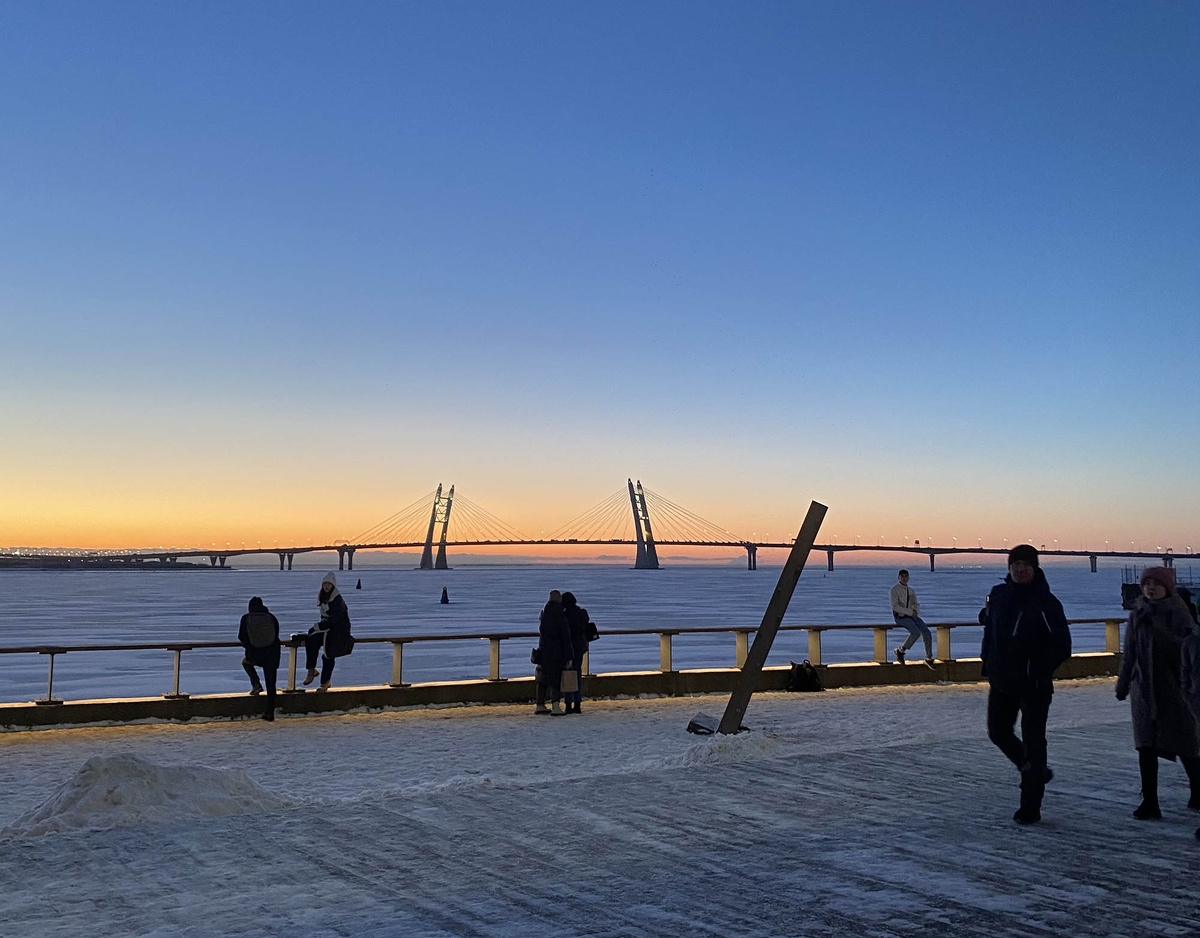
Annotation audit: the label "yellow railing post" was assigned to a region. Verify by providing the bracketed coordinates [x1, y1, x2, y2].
[936, 627, 952, 661]
[873, 628, 889, 663]
[735, 630, 751, 668]
[1105, 619, 1122, 653]
[807, 629, 822, 666]
[659, 633, 673, 672]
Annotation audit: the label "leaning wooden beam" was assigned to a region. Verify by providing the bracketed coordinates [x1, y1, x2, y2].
[716, 500, 828, 735]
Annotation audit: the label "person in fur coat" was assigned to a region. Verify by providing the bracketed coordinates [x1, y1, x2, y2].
[1116, 566, 1200, 820]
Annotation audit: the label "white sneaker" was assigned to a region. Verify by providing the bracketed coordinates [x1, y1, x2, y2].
[302, 669, 319, 686]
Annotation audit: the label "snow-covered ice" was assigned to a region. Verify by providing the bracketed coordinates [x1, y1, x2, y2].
[2, 678, 1196, 937]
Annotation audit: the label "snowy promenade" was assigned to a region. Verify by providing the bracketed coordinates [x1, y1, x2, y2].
[2, 679, 1197, 937]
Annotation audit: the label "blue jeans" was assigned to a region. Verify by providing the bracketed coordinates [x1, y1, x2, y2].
[895, 615, 932, 658]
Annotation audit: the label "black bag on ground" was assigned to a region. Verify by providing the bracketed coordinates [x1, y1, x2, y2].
[786, 659, 824, 692]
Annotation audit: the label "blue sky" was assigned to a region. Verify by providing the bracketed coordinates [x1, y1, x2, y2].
[1, 1, 1197, 551]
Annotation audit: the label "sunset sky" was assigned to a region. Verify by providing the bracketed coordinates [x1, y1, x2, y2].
[2, 2, 1197, 557]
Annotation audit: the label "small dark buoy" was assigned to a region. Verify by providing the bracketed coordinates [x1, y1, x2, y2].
[356, 579, 362, 590]
[440, 587, 449, 604]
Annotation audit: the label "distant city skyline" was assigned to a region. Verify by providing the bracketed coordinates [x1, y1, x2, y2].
[2, 2, 1197, 553]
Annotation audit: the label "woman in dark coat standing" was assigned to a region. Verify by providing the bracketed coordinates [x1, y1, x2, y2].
[1115, 566, 1200, 819]
[304, 572, 354, 692]
[534, 590, 572, 716]
[239, 596, 281, 721]
[561, 591, 590, 714]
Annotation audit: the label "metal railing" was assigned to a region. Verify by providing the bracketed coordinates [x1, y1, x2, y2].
[0, 618, 1124, 706]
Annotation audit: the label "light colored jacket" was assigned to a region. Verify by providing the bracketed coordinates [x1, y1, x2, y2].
[890, 582, 919, 618]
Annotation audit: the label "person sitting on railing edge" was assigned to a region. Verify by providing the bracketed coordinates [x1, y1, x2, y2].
[303, 572, 355, 692]
[890, 569, 933, 666]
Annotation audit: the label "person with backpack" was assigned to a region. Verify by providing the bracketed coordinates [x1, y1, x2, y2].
[534, 590, 572, 716]
[303, 572, 354, 692]
[239, 596, 281, 721]
[979, 544, 1072, 824]
[561, 591, 593, 714]
[1116, 566, 1200, 822]
[890, 569, 933, 666]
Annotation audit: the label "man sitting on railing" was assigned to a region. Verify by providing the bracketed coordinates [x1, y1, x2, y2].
[890, 569, 933, 666]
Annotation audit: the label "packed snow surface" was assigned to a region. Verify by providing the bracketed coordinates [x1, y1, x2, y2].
[4, 752, 291, 837]
[2, 682, 1196, 937]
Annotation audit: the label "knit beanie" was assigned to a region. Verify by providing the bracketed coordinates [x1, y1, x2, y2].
[1007, 544, 1039, 568]
[1140, 566, 1176, 595]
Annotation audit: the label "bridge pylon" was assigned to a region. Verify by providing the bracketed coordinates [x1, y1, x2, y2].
[628, 479, 660, 569]
[418, 484, 443, 570]
[434, 485, 455, 570]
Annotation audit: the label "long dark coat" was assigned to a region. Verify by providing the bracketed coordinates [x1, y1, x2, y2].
[978, 568, 1072, 695]
[537, 600, 573, 688]
[319, 591, 355, 658]
[1116, 594, 1200, 757]
[563, 601, 590, 669]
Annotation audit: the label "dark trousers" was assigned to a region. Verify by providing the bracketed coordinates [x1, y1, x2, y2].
[987, 685, 1052, 808]
[1138, 748, 1200, 804]
[304, 632, 337, 683]
[241, 659, 278, 713]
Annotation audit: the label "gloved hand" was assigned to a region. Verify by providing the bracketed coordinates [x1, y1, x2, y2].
[1116, 689, 1127, 701]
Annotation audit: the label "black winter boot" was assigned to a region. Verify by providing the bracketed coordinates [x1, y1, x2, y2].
[1014, 764, 1044, 825]
[1135, 749, 1161, 819]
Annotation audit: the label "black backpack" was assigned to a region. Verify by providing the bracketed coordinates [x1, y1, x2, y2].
[243, 612, 276, 649]
[786, 659, 824, 692]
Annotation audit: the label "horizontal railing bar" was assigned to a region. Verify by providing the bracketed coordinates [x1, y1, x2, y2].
[0, 618, 1124, 656]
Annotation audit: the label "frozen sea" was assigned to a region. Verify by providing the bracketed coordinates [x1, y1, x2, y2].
[0, 559, 1137, 704]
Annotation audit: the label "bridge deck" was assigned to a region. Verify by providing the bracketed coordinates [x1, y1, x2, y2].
[1, 679, 1194, 936]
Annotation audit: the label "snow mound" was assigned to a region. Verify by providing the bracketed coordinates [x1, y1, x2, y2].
[3, 753, 292, 837]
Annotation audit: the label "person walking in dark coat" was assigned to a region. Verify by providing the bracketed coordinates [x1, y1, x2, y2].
[561, 591, 590, 714]
[1116, 566, 1200, 820]
[534, 590, 572, 716]
[304, 572, 354, 692]
[239, 596, 281, 721]
[979, 544, 1072, 824]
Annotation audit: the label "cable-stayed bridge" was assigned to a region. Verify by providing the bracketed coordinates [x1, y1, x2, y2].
[4, 479, 1197, 572]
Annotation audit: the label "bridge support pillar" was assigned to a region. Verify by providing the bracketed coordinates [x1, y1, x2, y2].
[210, 556, 218, 567]
[278, 553, 286, 571]
[827, 550, 834, 572]
[1164, 555, 1174, 568]
[218, 556, 226, 568]
[1089, 554, 1097, 573]
[346, 548, 355, 571]
[287, 553, 293, 571]
[337, 549, 345, 571]
[929, 552, 936, 572]
[746, 545, 757, 570]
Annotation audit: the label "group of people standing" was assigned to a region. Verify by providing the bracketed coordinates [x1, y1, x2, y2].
[533, 589, 597, 715]
[237, 571, 356, 721]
